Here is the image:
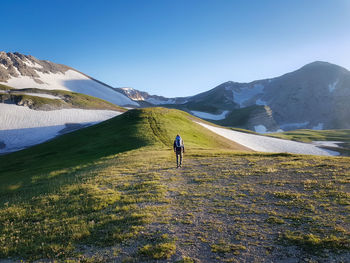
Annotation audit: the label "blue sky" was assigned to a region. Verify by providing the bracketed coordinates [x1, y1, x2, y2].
[2, 0, 350, 97]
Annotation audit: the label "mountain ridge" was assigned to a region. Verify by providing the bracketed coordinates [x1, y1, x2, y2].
[0, 51, 138, 107]
[121, 61, 350, 132]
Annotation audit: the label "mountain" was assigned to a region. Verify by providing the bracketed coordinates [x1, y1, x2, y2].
[121, 61, 350, 132]
[0, 51, 135, 154]
[0, 82, 125, 154]
[0, 52, 138, 107]
[115, 87, 188, 105]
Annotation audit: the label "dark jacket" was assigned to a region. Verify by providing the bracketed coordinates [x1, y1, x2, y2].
[173, 138, 185, 153]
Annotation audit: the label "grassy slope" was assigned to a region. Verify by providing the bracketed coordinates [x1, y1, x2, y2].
[0, 108, 349, 262]
[0, 85, 124, 111]
[0, 108, 247, 196]
[0, 83, 14, 91]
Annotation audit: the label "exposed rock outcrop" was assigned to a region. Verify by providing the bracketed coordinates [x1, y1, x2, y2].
[245, 106, 280, 132]
[0, 52, 70, 83]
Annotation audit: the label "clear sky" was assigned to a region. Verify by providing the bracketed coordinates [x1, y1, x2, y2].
[2, 0, 350, 97]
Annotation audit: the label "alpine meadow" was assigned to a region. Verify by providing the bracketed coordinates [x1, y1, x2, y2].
[1, 1, 350, 262]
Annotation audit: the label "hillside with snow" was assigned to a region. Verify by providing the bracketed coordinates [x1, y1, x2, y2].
[0, 51, 133, 154]
[120, 61, 350, 133]
[0, 103, 121, 154]
[196, 122, 339, 156]
[0, 52, 138, 107]
[0, 85, 124, 154]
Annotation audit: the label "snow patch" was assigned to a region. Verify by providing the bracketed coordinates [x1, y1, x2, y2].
[232, 84, 264, 107]
[254, 125, 267, 133]
[14, 92, 61, 100]
[191, 110, 229, 120]
[1, 69, 138, 106]
[196, 121, 339, 156]
[0, 103, 121, 153]
[312, 141, 343, 148]
[23, 59, 43, 69]
[312, 123, 324, 130]
[256, 98, 267, 106]
[328, 79, 339, 92]
[146, 97, 176, 105]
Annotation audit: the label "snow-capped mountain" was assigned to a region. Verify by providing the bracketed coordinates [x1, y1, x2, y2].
[121, 61, 350, 132]
[0, 52, 131, 154]
[0, 52, 138, 107]
[115, 87, 188, 105]
[202, 61, 350, 132]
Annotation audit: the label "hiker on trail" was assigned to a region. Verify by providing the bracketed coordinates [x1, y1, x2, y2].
[173, 134, 185, 168]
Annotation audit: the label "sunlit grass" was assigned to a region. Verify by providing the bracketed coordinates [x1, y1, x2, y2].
[0, 108, 349, 261]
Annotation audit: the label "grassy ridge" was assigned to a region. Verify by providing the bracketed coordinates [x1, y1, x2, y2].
[0, 107, 349, 262]
[0, 108, 247, 197]
[0, 83, 14, 91]
[0, 87, 124, 111]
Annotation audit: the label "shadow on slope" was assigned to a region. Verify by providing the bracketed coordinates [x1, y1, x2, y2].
[0, 123, 92, 154]
[0, 110, 146, 198]
[0, 107, 248, 199]
[63, 79, 138, 106]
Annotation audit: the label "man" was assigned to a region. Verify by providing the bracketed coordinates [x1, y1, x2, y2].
[173, 134, 185, 168]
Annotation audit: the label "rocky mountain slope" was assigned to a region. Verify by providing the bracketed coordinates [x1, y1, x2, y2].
[0, 52, 138, 107]
[122, 61, 350, 132]
[115, 87, 188, 105]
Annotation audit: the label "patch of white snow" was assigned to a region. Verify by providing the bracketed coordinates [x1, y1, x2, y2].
[328, 79, 339, 92]
[146, 98, 175, 105]
[0, 103, 122, 153]
[191, 110, 229, 120]
[254, 125, 267, 133]
[23, 59, 43, 69]
[256, 98, 267, 106]
[312, 141, 343, 148]
[196, 122, 339, 156]
[232, 84, 264, 107]
[1, 69, 138, 106]
[312, 123, 324, 130]
[14, 92, 62, 100]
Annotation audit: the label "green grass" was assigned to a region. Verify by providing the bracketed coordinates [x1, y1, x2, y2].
[0, 108, 244, 198]
[0, 83, 14, 91]
[0, 87, 124, 111]
[0, 93, 63, 109]
[0, 107, 349, 262]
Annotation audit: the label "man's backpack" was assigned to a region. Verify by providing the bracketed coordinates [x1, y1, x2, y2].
[175, 136, 182, 147]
